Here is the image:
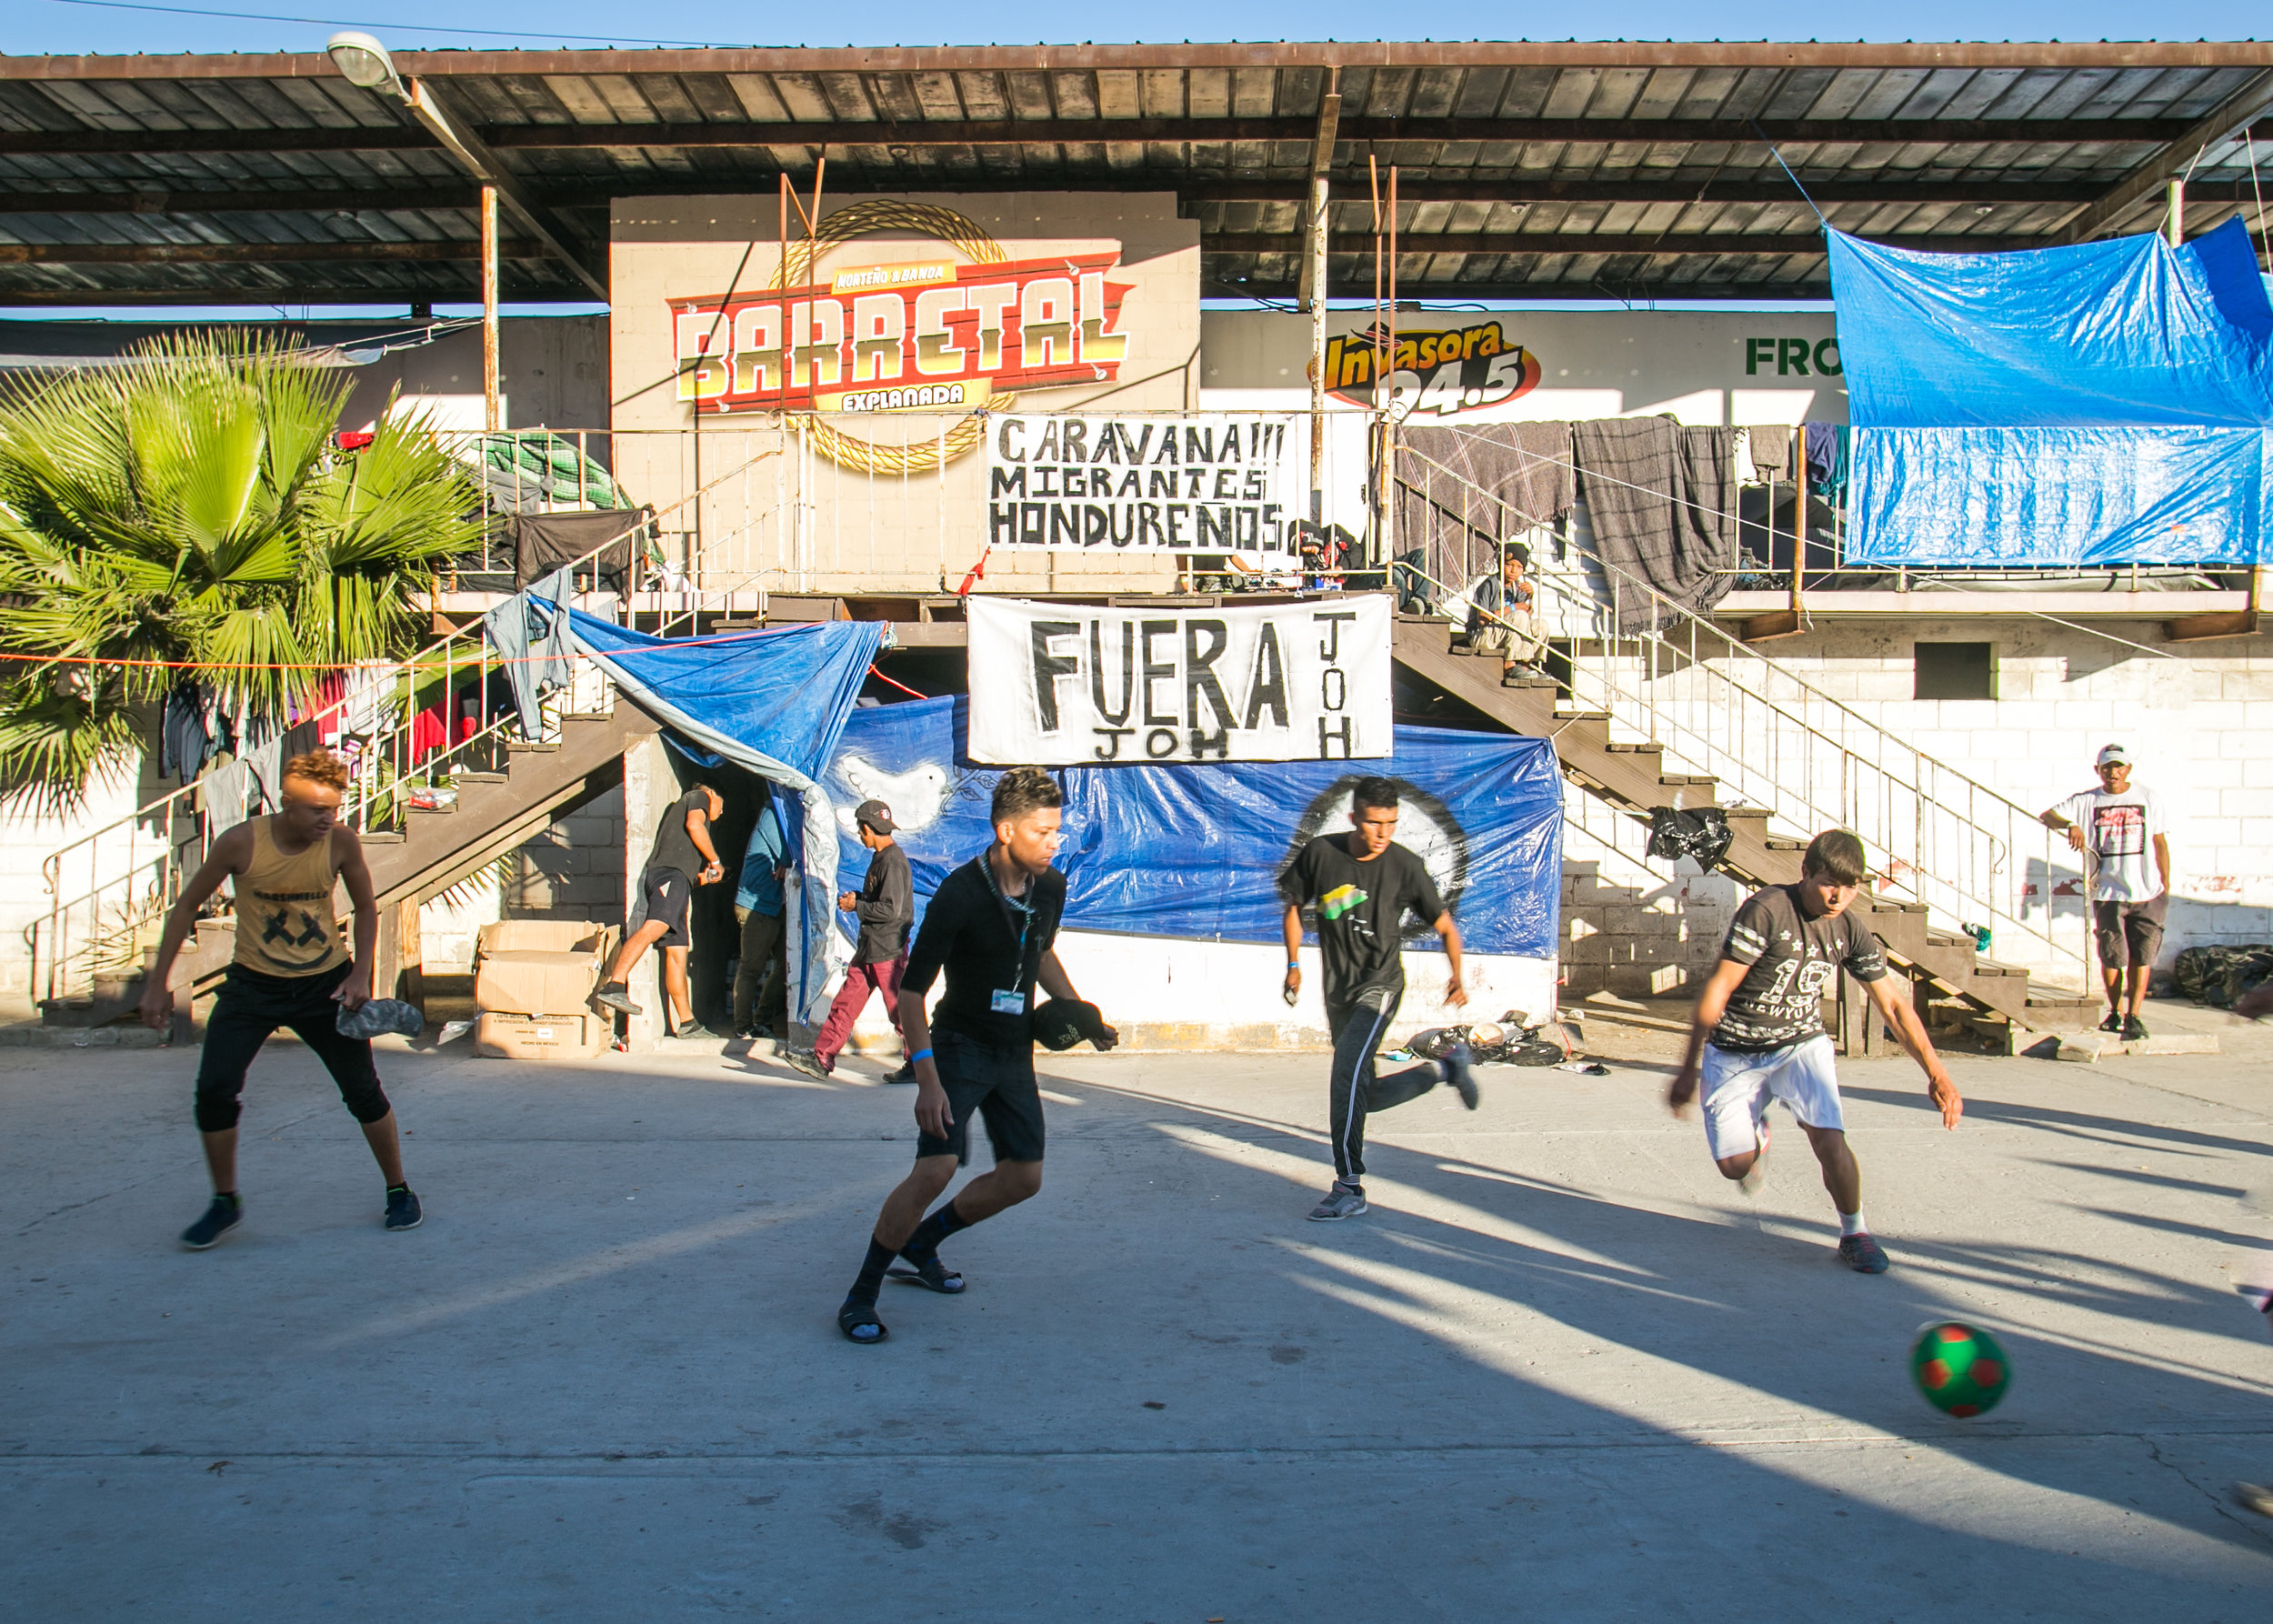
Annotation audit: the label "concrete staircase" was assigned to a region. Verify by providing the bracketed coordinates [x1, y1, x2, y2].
[1393, 614, 2098, 1051]
[41, 705, 657, 1030]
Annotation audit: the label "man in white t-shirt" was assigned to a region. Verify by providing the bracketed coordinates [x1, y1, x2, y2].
[2040, 744, 2171, 1041]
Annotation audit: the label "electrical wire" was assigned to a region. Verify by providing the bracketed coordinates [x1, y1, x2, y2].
[37, 0, 746, 46]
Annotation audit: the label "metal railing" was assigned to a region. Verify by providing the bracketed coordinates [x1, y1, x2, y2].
[1397, 444, 2089, 989]
[29, 436, 791, 1013]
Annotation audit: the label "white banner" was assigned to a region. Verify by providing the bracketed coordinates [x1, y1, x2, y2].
[966, 596, 1393, 765]
[984, 413, 1301, 559]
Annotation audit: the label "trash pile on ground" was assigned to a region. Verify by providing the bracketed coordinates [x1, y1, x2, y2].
[2170, 945, 2273, 1009]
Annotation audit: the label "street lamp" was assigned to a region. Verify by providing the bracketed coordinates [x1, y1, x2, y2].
[325, 31, 406, 101]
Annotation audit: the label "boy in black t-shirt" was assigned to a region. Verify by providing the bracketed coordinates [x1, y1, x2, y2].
[1279, 776, 1474, 1221]
[1667, 829, 1963, 1274]
[835, 768, 1116, 1345]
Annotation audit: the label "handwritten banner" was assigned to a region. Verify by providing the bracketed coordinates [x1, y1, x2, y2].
[966, 596, 1392, 765]
[984, 414, 1300, 557]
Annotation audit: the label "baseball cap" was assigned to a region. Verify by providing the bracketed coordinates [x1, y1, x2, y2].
[855, 798, 896, 834]
[2096, 744, 2130, 767]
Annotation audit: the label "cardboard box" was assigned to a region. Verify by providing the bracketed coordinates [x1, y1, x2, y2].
[476, 950, 605, 1018]
[475, 919, 613, 957]
[473, 1011, 604, 1059]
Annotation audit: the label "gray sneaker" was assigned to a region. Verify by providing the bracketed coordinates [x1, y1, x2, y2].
[589, 982, 640, 1017]
[782, 1048, 831, 1080]
[1307, 1182, 1368, 1221]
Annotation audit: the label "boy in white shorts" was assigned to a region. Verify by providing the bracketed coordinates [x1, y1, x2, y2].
[1667, 829, 1964, 1273]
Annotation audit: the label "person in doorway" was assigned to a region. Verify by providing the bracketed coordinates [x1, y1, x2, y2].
[1667, 829, 1964, 1274]
[733, 781, 791, 1041]
[1467, 544, 1545, 684]
[136, 748, 420, 1248]
[835, 769, 1113, 1343]
[786, 799, 914, 1080]
[2040, 744, 2171, 1041]
[1279, 775, 1476, 1223]
[592, 782, 726, 1039]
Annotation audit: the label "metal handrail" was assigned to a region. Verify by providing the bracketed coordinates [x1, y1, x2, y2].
[1396, 446, 2087, 987]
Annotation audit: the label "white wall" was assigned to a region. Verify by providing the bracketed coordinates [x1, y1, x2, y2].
[0, 766, 151, 1020]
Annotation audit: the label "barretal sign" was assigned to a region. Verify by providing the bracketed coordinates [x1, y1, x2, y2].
[986, 414, 1300, 557]
[1326, 318, 1542, 421]
[966, 596, 1392, 766]
[674, 253, 1132, 416]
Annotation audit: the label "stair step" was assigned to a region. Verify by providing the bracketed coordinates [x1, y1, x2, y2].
[1555, 708, 1611, 722]
[362, 830, 406, 844]
[1658, 773, 1716, 787]
[1763, 837, 1807, 850]
[407, 803, 457, 817]
[507, 740, 560, 753]
[560, 712, 616, 722]
[1503, 676, 1560, 690]
[1603, 742, 1664, 755]
[456, 770, 508, 784]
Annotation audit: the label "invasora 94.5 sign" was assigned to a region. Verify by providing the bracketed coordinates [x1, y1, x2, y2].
[1326, 317, 1541, 421]
[966, 596, 1391, 766]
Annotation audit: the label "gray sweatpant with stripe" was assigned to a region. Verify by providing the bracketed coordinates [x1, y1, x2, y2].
[1325, 985, 1443, 1183]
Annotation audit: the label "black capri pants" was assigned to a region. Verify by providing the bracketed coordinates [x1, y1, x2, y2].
[194, 961, 392, 1133]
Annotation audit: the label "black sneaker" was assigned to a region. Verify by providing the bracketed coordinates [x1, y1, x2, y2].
[180, 1196, 243, 1250]
[2098, 1011, 2124, 1034]
[886, 1062, 916, 1084]
[384, 1188, 423, 1232]
[1837, 1231, 1890, 1274]
[590, 982, 640, 1017]
[2120, 1015, 2148, 1042]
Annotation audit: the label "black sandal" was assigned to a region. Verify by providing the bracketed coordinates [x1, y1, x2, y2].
[887, 1256, 966, 1294]
[837, 1296, 888, 1343]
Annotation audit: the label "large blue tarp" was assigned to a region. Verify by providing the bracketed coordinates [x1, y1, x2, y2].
[821, 697, 1563, 959]
[1828, 219, 2273, 565]
[1828, 217, 2273, 428]
[1847, 426, 2271, 566]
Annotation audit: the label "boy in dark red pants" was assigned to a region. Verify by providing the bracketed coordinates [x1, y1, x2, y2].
[787, 799, 913, 1078]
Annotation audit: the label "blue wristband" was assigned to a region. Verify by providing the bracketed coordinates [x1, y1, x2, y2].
[908, 1048, 933, 1064]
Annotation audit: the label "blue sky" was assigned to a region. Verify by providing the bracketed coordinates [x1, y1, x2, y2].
[6, 4, 2261, 318]
[10, 1, 2266, 55]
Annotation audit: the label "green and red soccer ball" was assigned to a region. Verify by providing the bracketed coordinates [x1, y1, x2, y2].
[1910, 1321, 2010, 1418]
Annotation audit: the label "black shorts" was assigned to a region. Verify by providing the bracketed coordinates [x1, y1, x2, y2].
[195, 960, 390, 1133]
[916, 1027, 1046, 1168]
[2093, 896, 2168, 968]
[642, 866, 693, 948]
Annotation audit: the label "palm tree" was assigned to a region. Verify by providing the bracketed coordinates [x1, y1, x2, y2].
[0, 331, 483, 807]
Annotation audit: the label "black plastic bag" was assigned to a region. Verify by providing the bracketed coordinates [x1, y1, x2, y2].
[1647, 806, 1733, 871]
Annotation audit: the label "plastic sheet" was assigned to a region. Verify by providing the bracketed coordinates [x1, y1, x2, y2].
[824, 697, 1563, 959]
[1845, 426, 2269, 566]
[1827, 218, 2273, 429]
[1646, 806, 1733, 871]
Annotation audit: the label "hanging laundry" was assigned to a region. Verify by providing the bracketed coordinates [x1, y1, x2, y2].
[1747, 424, 1794, 483]
[1804, 422, 1850, 498]
[483, 564, 575, 738]
[159, 683, 214, 782]
[1570, 418, 1737, 634]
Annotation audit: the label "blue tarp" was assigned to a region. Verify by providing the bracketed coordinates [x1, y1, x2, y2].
[1828, 219, 2273, 566]
[561, 608, 885, 1024]
[1847, 426, 2271, 566]
[1828, 217, 2273, 428]
[821, 697, 1563, 959]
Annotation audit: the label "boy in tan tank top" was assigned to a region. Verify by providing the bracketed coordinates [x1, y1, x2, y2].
[140, 749, 421, 1248]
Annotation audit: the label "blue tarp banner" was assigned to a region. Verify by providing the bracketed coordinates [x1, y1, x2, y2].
[822, 697, 1563, 959]
[562, 607, 882, 791]
[1829, 219, 2273, 565]
[1827, 217, 2273, 429]
[560, 607, 884, 1025]
[1846, 426, 2271, 566]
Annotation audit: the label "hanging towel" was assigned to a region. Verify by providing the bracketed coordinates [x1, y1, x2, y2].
[484, 565, 576, 738]
[1570, 417, 1737, 634]
[1747, 424, 1794, 482]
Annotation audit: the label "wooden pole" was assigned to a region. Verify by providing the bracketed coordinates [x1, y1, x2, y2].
[1305, 72, 1340, 529]
[2167, 176, 2185, 247]
[479, 184, 500, 433]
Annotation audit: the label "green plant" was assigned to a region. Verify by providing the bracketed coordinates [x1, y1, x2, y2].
[0, 333, 483, 809]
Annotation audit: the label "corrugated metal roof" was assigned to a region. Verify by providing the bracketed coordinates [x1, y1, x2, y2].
[3, 42, 2268, 305]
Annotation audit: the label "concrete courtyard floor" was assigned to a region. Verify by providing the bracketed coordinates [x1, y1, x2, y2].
[5, 1004, 2272, 1621]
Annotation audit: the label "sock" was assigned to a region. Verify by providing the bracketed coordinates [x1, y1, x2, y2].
[847, 1238, 897, 1304]
[386, 1183, 409, 1197]
[1838, 1210, 1867, 1238]
[213, 1191, 240, 1208]
[901, 1198, 973, 1263]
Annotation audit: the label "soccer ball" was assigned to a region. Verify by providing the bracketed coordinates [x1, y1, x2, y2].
[1909, 1322, 2010, 1418]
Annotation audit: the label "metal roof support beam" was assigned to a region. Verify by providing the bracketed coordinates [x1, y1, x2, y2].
[2058, 70, 2273, 244]
[1203, 231, 2033, 256]
[0, 239, 541, 265]
[387, 76, 607, 299]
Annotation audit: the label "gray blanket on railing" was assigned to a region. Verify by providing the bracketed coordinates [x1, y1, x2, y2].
[1399, 423, 1576, 591]
[1571, 418, 1735, 634]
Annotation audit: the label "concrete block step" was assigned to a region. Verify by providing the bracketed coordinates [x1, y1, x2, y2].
[2053, 1030, 2219, 1062]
